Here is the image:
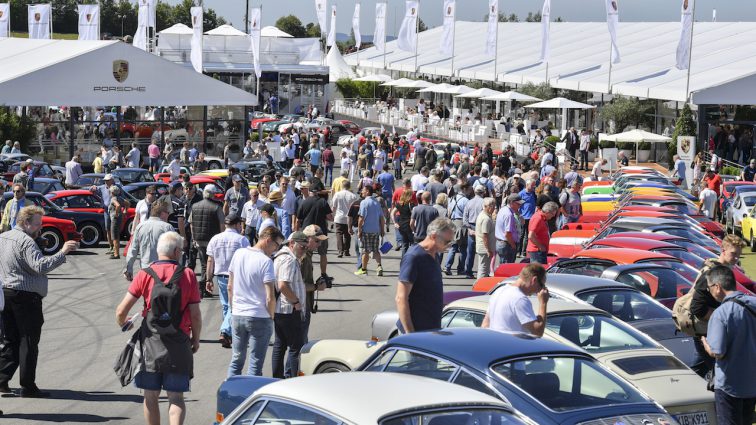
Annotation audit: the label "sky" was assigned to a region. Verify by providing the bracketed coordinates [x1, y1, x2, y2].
[166, 0, 755, 34]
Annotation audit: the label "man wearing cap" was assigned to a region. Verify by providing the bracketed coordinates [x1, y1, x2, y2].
[301, 225, 329, 337]
[295, 184, 333, 279]
[740, 159, 756, 183]
[91, 174, 117, 255]
[124, 200, 175, 281]
[206, 213, 250, 348]
[564, 164, 582, 188]
[266, 191, 292, 239]
[461, 185, 486, 278]
[160, 182, 188, 254]
[224, 175, 250, 218]
[190, 186, 225, 297]
[496, 194, 523, 264]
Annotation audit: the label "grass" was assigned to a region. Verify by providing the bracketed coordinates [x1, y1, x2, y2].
[11, 31, 79, 40]
[740, 249, 756, 278]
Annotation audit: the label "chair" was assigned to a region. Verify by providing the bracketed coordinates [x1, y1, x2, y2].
[591, 292, 614, 315]
[558, 317, 582, 346]
[521, 373, 560, 403]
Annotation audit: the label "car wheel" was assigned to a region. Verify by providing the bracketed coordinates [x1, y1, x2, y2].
[315, 362, 351, 374]
[39, 228, 63, 255]
[208, 161, 222, 170]
[751, 233, 756, 253]
[121, 218, 133, 240]
[78, 222, 102, 247]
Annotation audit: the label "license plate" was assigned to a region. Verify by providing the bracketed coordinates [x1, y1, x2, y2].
[674, 411, 709, 425]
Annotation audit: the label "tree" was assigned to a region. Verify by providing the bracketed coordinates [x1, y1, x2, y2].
[305, 22, 321, 38]
[525, 12, 542, 22]
[275, 15, 307, 38]
[600, 96, 654, 134]
[418, 18, 427, 32]
[519, 82, 555, 102]
[0, 108, 36, 153]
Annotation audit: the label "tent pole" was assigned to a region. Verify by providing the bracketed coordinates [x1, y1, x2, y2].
[414, 1, 420, 74]
[202, 106, 208, 153]
[160, 107, 165, 147]
[116, 106, 122, 150]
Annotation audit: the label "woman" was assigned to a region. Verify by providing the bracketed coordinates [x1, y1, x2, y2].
[257, 203, 278, 235]
[692, 152, 705, 196]
[391, 189, 415, 256]
[108, 185, 129, 259]
[340, 150, 354, 181]
[357, 170, 373, 192]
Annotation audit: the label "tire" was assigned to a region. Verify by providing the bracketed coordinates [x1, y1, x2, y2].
[751, 233, 756, 253]
[314, 362, 351, 374]
[39, 228, 63, 255]
[121, 218, 133, 240]
[78, 222, 102, 247]
[208, 161, 222, 170]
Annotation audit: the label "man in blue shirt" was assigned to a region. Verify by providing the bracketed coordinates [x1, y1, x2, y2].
[518, 179, 537, 257]
[461, 185, 486, 278]
[739, 159, 756, 182]
[672, 154, 688, 190]
[702, 265, 756, 425]
[496, 194, 523, 264]
[356, 185, 385, 277]
[444, 184, 470, 276]
[304, 147, 322, 173]
[376, 165, 395, 208]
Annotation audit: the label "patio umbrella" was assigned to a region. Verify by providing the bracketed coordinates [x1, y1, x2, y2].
[601, 129, 672, 165]
[416, 83, 455, 93]
[394, 80, 434, 89]
[380, 78, 414, 86]
[455, 88, 505, 118]
[526, 97, 596, 132]
[480, 91, 542, 102]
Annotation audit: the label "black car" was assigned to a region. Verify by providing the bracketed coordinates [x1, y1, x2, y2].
[110, 168, 153, 185]
[232, 160, 287, 184]
[122, 182, 170, 200]
[1, 192, 106, 247]
[71, 173, 122, 189]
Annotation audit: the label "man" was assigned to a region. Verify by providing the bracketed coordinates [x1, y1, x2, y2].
[0, 206, 79, 397]
[391, 178, 416, 251]
[591, 158, 607, 181]
[558, 180, 583, 227]
[699, 182, 718, 220]
[444, 184, 470, 276]
[331, 180, 358, 258]
[355, 185, 385, 276]
[1, 184, 27, 233]
[115, 231, 201, 425]
[407, 191, 437, 243]
[376, 165, 395, 208]
[701, 266, 756, 425]
[304, 145, 322, 173]
[278, 176, 299, 225]
[271, 231, 310, 378]
[241, 188, 264, 245]
[91, 174, 116, 255]
[539, 159, 555, 181]
[300, 225, 329, 338]
[64, 155, 83, 188]
[411, 166, 430, 193]
[266, 191, 292, 239]
[740, 159, 756, 182]
[295, 186, 333, 279]
[618, 150, 629, 167]
[579, 129, 591, 171]
[133, 185, 157, 230]
[125, 201, 175, 281]
[425, 169, 448, 204]
[689, 235, 745, 378]
[1, 140, 11, 155]
[206, 214, 250, 348]
[190, 186, 225, 296]
[496, 194, 523, 264]
[126, 143, 141, 168]
[704, 167, 723, 197]
[461, 185, 486, 278]
[482, 263, 549, 336]
[182, 183, 203, 269]
[223, 175, 249, 217]
[672, 154, 688, 189]
[330, 170, 350, 195]
[168, 156, 182, 182]
[562, 127, 579, 164]
[396, 218, 456, 333]
[147, 139, 160, 173]
[526, 202, 559, 264]
[475, 198, 497, 278]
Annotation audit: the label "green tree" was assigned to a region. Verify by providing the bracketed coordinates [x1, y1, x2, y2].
[669, 103, 697, 166]
[525, 11, 542, 22]
[275, 15, 307, 38]
[0, 108, 37, 153]
[418, 18, 427, 32]
[600, 96, 654, 134]
[519, 82, 555, 101]
[305, 22, 321, 38]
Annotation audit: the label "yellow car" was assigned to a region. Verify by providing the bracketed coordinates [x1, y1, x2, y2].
[741, 205, 756, 252]
[197, 169, 229, 178]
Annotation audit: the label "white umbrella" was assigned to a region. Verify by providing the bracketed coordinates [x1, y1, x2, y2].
[526, 97, 596, 132]
[480, 91, 542, 102]
[455, 88, 504, 99]
[439, 85, 475, 95]
[354, 74, 393, 82]
[381, 78, 415, 87]
[601, 129, 672, 165]
[394, 80, 434, 89]
[417, 83, 455, 93]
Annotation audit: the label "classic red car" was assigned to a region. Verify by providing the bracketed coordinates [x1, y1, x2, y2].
[251, 117, 279, 130]
[46, 190, 137, 238]
[338, 120, 361, 135]
[38, 216, 80, 255]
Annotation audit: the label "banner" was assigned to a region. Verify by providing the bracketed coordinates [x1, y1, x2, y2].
[486, 0, 498, 57]
[352, 2, 361, 49]
[397, 0, 419, 53]
[190, 6, 203, 73]
[675, 0, 694, 70]
[133, 5, 149, 51]
[605, 0, 621, 64]
[439, 0, 455, 56]
[539, 0, 551, 61]
[327, 5, 336, 47]
[77, 4, 99, 41]
[315, 0, 327, 36]
[28, 4, 51, 39]
[677, 135, 696, 186]
[0, 3, 10, 38]
[138, 0, 156, 28]
[374, 2, 386, 53]
[249, 7, 262, 78]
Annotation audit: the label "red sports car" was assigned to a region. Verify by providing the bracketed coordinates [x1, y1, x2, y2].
[46, 190, 137, 239]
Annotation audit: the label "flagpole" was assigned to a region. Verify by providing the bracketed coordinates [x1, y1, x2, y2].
[450, 5, 456, 79]
[684, 0, 696, 102]
[607, 42, 613, 93]
[414, 1, 420, 74]
[494, 12, 499, 85]
[383, 1, 387, 70]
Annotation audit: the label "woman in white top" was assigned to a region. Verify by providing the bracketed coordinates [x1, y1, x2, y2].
[257, 203, 278, 236]
[340, 150, 354, 181]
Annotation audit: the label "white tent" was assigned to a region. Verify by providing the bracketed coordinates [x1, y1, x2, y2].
[481, 91, 542, 102]
[326, 46, 356, 81]
[381, 78, 414, 87]
[157, 24, 193, 52]
[601, 129, 672, 164]
[354, 74, 392, 82]
[394, 79, 433, 89]
[0, 38, 257, 106]
[160, 23, 193, 35]
[205, 24, 247, 36]
[261, 26, 293, 38]
[527, 97, 595, 132]
[204, 24, 248, 53]
[439, 85, 475, 95]
[417, 83, 455, 93]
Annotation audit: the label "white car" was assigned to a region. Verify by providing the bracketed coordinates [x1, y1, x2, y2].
[220, 372, 525, 425]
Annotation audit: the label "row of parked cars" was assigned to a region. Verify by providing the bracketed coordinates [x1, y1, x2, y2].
[211, 165, 750, 425]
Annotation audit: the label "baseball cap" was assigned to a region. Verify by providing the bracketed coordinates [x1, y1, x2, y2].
[103, 173, 114, 181]
[449, 174, 458, 180]
[225, 213, 242, 225]
[506, 194, 524, 204]
[287, 231, 310, 244]
[513, 174, 521, 179]
[474, 185, 486, 194]
[303, 224, 328, 241]
[232, 174, 242, 182]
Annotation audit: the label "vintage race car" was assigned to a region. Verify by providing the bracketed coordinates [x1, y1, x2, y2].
[45, 189, 137, 239]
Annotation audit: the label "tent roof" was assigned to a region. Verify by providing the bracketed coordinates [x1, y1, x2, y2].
[159, 23, 193, 35]
[0, 38, 257, 106]
[395, 79, 433, 89]
[481, 91, 542, 102]
[261, 26, 293, 38]
[601, 129, 672, 143]
[346, 21, 756, 103]
[455, 88, 504, 99]
[354, 74, 393, 82]
[326, 46, 356, 81]
[205, 24, 247, 36]
[526, 97, 596, 109]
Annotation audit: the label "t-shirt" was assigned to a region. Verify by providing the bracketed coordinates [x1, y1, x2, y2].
[495, 205, 519, 243]
[148, 144, 160, 159]
[135, 199, 150, 224]
[519, 190, 536, 220]
[410, 204, 439, 240]
[225, 186, 249, 216]
[674, 159, 687, 181]
[358, 197, 383, 234]
[706, 293, 756, 398]
[376, 172, 395, 199]
[559, 190, 582, 220]
[475, 211, 495, 254]
[743, 166, 756, 182]
[398, 244, 443, 332]
[296, 196, 332, 234]
[306, 149, 322, 167]
[227, 247, 276, 318]
[425, 181, 447, 204]
[526, 210, 550, 253]
[706, 174, 723, 196]
[487, 284, 537, 333]
[699, 188, 718, 219]
[127, 260, 201, 335]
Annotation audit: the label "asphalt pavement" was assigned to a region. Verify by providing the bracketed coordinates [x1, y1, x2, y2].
[0, 233, 476, 424]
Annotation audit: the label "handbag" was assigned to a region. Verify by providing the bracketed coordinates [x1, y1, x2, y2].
[113, 327, 143, 387]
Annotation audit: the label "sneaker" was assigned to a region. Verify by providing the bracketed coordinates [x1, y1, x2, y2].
[354, 268, 367, 276]
[337, 253, 343, 258]
[393, 246, 402, 251]
[19, 387, 51, 398]
[109, 254, 120, 260]
[344, 252, 350, 257]
[376, 266, 384, 276]
[444, 268, 452, 276]
[0, 384, 12, 394]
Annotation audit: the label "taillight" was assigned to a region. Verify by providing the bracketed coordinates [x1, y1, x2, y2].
[215, 412, 224, 423]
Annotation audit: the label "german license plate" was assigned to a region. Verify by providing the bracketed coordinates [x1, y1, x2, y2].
[674, 411, 709, 425]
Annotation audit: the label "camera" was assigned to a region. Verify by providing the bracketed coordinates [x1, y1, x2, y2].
[317, 274, 333, 289]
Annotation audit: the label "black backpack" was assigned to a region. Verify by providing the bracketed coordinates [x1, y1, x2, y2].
[143, 265, 186, 336]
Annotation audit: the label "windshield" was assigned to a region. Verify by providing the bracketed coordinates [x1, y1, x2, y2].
[491, 356, 647, 411]
[546, 314, 656, 353]
[648, 260, 697, 282]
[113, 170, 149, 183]
[383, 409, 526, 425]
[576, 290, 671, 321]
[616, 268, 691, 299]
[672, 240, 718, 258]
[744, 196, 756, 207]
[656, 227, 719, 250]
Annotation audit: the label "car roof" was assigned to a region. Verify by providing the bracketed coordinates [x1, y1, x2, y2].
[604, 231, 685, 241]
[492, 274, 635, 295]
[33, 177, 59, 182]
[47, 189, 94, 197]
[610, 217, 687, 226]
[387, 328, 586, 372]
[112, 168, 148, 172]
[448, 294, 605, 316]
[574, 248, 675, 263]
[588, 237, 678, 251]
[256, 372, 510, 423]
[123, 182, 167, 188]
[734, 186, 756, 196]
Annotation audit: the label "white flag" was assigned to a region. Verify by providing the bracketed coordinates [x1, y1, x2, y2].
[397, 0, 419, 53]
[77, 5, 99, 41]
[249, 7, 262, 78]
[605, 0, 620, 64]
[675, 0, 694, 70]
[133, 5, 149, 51]
[374, 2, 387, 53]
[439, 0, 455, 56]
[486, 0, 498, 57]
[327, 5, 336, 47]
[137, 0, 157, 28]
[540, 0, 551, 62]
[315, 0, 327, 36]
[0, 3, 10, 38]
[352, 2, 361, 49]
[28, 4, 51, 39]
[190, 6, 203, 73]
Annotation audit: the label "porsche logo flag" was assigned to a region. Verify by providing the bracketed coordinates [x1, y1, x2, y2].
[249, 7, 262, 78]
[397, 0, 419, 53]
[676, 0, 694, 70]
[373, 2, 387, 53]
[315, 0, 327, 36]
[604, 0, 621, 64]
[190, 6, 203, 74]
[27, 4, 51, 39]
[439, 0, 455, 56]
[77, 4, 100, 41]
[0, 3, 9, 38]
[352, 2, 361, 50]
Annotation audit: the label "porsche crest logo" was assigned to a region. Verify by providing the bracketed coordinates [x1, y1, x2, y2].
[411, 7, 416, 15]
[112, 60, 129, 83]
[611, 1, 618, 11]
[192, 16, 197, 26]
[252, 19, 257, 29]
[447, 6, 452, 16]
[34, 12, 41, 22]
[683, 0, 689, 10]
[0, 10, 4, 19]
[491, 5, 495, 13]
[86, 13, 92, 22]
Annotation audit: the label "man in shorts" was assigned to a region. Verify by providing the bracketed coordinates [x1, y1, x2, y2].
[355, 185, 385, 276]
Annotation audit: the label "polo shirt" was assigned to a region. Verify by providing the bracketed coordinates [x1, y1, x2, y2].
[495, 205, 519, 242]
[207, 229, 250, 275]
[519, 189, 536, 220]
[358, 196, 383, 234]
[526, 210, 549, 253]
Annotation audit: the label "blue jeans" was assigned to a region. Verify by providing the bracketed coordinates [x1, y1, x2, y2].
[353, 227, 362, 269]
[464, 234, 476, 275]
[217, 275, 232, 337]
[496, 240, 517, 264]
[324, 165, 333, 186]
[134, 371, 190, 392]
[444, 242, 467, 273]
[691, 336, 714, 378]
[227, 316, 273, 377]
[715, 389, 755, 425]
[528, 251, 547, 264]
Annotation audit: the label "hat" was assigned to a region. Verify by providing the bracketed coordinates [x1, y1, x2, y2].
[449, 174, 458, 180]
[170, 181, 183, 190]
[474, 185, 486, 194]
[25, 158, 33, 164]
[303, 224, 328, 241]
[287, 231, 310, 244]
[300, 181, 311, 189]
[268, 190, 283, 203]
[260, 203, 275, 215]
[567, 179, 579, 188]
[513, 174, 521, 179]
[232, 174, 242, 182]
[506, 194, 524, 204]
[709, 167, 716, 172]
[103, 173, 114, 181]
[225, 213, 242, 225]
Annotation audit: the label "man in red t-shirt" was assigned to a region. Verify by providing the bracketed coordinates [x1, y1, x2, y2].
[116, 231, 201, 425]
[526, 202, 559, 265]
[704, 168, 723, 197]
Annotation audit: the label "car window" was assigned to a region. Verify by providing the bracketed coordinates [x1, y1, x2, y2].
[616, 269, 689, 299]
[384, 350, 458, 382]
[744, 196, 756, 207]
[39, 165, 55, 176]
[551, 261, 608, 278]
[363, 349, 394, 372]
[491, 356, 646, 412]
[382, 408, 527, 425]
[546, 313, 656, 353]
[230, 400, 265, 425]
[452, 369, 501, 399]
[658, 249, 704, 269]
[62, 196, 96, 209]
[445, 310, 484, 328]
[576, 290, 670, 321]
[644, 260, 696, 282]
[251, 400, 338, 425]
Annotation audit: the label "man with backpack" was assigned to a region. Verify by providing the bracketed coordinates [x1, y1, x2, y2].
[115, 231, 202, 425]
